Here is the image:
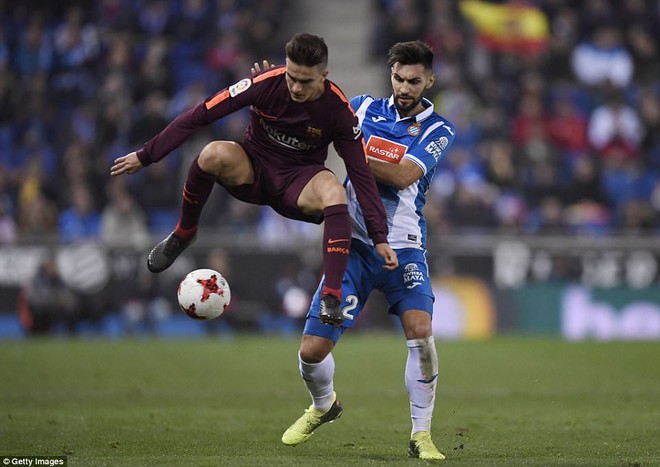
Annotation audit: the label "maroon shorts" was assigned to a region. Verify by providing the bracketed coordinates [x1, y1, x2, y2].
[219, 144, 329, 224]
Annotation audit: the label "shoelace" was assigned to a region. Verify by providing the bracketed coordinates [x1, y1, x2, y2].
[301, 408, 323, 429]
[415, 436, 436, 451]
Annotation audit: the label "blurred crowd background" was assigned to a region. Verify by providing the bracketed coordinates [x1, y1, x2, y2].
[0, 0, 294, 247]
[373, 0, 660, 236]
[2, 0, 660, 337]
[1, 0, 660, 245]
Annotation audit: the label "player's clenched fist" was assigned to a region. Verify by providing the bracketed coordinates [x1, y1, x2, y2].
[110, 151, 143, 176]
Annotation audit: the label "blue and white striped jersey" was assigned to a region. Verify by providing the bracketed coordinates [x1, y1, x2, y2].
[346, 95, 456, 249]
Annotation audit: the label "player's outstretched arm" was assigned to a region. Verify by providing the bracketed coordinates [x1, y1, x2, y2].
[376, 243, 398, 270]
[110, 151, 143, 176]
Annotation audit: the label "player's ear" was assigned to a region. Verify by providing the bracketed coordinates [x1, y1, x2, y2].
[426, 72, 436, 89]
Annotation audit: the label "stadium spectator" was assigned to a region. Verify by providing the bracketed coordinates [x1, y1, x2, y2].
[60, 140, 106, 208]
[587, 90, 643, 166]
[58, 184, 101, 242]
[136, 160, 181, 234]
[523, 161, 565, 210]
[571, 25, 633, 90]
[13, 15, 53, 77]
[0, 70, 16, 155]
[432, 76, 481, 152]
[137, 0, 174, 37]
[100, 178, 150, 249]
[546, 93, 589, 156]
[618, 198, 656, 234]
[562, 155, 613, 234]
[638, 88, 660, 171]
[510, 93, 556, 166]
[626, 24, 660, 85]
[526, 195, 566, 234]
[128, 90, 170, 148]
[133, 37, 174, 101]
[51, 6, 100, 107]
[15, 158, 59, 237]
[601, 158, 658, 216]
[541, 5, 579, 83]
[0, 166, 16, 243]
[484, 139, 521, 193]
[0, 200, 16, 243]
[440, 144, 497, 230]
[17, 192, 58, 237]
[563, 156, 608, 207]
[577, 0, 617, 35]
[18, 252, 80, 335]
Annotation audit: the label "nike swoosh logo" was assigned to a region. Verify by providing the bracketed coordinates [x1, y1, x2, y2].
[328, 238, 350, 244]
[406, 282, 422, 289]
[417, 374, 438, 384]
[371, 116, 387, 122]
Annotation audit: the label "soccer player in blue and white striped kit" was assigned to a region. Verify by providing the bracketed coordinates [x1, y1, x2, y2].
[282, 41, 456, 460]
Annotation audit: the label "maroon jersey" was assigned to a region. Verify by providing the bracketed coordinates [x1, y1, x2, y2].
[135, 66, 388, 244]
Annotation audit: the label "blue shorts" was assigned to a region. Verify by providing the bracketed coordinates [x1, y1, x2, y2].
[304, 239, 434, 343]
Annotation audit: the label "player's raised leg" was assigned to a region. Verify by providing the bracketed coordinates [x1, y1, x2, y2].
[148, 141, 253, 273]
[297, 171, 351, 326]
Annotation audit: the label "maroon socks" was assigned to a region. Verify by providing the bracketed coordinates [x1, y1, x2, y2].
[174, 157, 217, 239]
[321, 204, 351, 297]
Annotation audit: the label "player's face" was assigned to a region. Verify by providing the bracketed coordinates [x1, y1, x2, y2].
[285, 59, 328, 103]
[390, 63, 435, 117]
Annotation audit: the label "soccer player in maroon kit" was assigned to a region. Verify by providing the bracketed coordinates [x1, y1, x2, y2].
[110, 33, 398, 325]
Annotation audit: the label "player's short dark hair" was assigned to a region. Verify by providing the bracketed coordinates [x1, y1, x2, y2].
[285, 33, 328, 69]
[387, 41, 434, 71]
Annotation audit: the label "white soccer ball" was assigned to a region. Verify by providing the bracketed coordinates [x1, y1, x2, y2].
[177, 269, 231, 320]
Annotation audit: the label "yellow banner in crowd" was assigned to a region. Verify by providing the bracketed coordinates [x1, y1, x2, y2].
[459, 0, 549, 56]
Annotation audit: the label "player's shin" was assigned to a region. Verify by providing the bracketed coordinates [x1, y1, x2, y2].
[405, 336, 438, 434]
[320, 204, 351, 297]
[176, 156, 217, 238]
[282, 351, 342, 446]
[299, 351, 336, 411]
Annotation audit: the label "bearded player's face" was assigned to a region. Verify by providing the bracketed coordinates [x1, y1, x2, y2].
[390, 63, 435, 117]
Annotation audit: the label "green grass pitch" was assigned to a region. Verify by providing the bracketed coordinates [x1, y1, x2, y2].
[1, 335, 659, 466]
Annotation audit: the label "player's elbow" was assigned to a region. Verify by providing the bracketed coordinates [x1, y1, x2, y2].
[389, 173, 417, 190]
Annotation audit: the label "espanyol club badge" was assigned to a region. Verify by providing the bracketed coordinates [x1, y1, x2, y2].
[407, 122, 421, 136]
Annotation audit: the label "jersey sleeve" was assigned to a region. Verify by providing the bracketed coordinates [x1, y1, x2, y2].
[136, 70, 281, 166]
[333, 101, 389, 245]
[349, 95, 369, 113]
[136, 100, 215, 166]
[404, 120, 456, 175]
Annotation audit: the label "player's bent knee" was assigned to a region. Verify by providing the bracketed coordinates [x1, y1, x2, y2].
[198, 141, 242, 174]
[320, 180, 347, 207]
[402, 310, 433, 340]
[299, 336, 333, 363]
[299, 348, 330, 364]
[198, 142, 223, 172]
